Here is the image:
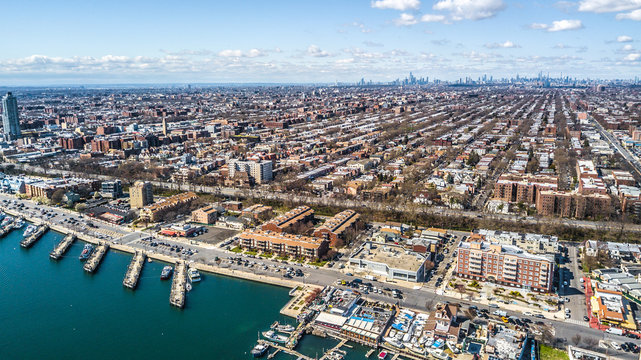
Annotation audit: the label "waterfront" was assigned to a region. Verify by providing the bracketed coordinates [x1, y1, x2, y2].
[0, 227, 371, 359]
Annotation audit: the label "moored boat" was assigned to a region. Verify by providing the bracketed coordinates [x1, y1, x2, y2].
[250, 343, 269, 357]
[79, 244, 94, 261]
[160, 266, 173, 280]
[261, 330, 288, 343]
[188, 267, 201, 282]
[23, 225, 37, 237]
[13, 218, 25, 229]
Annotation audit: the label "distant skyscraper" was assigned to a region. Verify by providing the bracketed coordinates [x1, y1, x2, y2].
[1, 92, 21, 141]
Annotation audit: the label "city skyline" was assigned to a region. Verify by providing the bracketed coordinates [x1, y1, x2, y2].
[2, 0, 641, 85]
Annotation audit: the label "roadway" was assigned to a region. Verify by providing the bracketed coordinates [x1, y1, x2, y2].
[589, 115, 641, 178]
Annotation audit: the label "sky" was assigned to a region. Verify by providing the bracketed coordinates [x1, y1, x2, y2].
[1, 0, 640, 85]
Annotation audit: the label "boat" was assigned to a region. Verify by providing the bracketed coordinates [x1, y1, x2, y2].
[160, 266, 173, 280]
[13, 218, 25, 229]
[147, 258, 153, 263]
[1, 216, 13, 228]
[261, 330, 288, 343]
[188, 267, 201, 282]
[384, 337, 404, 349]
[250, 343, 269, 358]
[270, 322, 295, 333]
[23, 225, 37, 237]
[186, 283, 192, 292]
[377, 351, 388, 360]
[78, 244, 94, 261]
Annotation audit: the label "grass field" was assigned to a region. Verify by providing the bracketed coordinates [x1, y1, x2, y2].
[540, 345, 569, 360]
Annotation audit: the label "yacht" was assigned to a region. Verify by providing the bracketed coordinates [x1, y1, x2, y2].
[188, 267, 201, 282]
[1, 216, 13, 228]
[160, 266, 173, 280]
[23, 225, 37, 237]
[384, 337, 404, 349]
[250, 343, 269, 358]
[261, 330, 288, 343]
[13, 218, 25, 229]
[79, 244, 94, 261]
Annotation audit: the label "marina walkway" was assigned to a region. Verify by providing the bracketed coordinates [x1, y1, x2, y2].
[84, 242, 109, 272]
[123, 251, 146, 289]
[50, 234, 76, 260]
[170, 261, 187, 308]
[20, 224, 48, 248]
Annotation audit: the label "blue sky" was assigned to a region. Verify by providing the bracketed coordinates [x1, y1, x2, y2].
[1, 0, 640, 84]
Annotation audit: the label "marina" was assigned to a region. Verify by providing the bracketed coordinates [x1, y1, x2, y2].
[49, 234, 76, 260]
[169, 261, 187, 308]
[83, 241, 109, 272]
[19, 224, 49, 248]
[122, 250, 146, 289]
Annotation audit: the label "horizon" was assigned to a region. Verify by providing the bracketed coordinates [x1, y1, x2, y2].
[2, 0, 640, 85]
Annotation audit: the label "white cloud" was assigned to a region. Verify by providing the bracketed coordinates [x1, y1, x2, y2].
[421, 14, 447, 22]
[484, 41, 520, 49]
[616, 8, 641, 19]
[578, 0, 641, 13]
[622, 44, 635, 51]
[433, 0, 506, 21]
[218, 49, 265, 58]
[531, 19, 583, 32]
[624, 53, 641, 61]
[617, 35, 634, 42]
[307, 45, 331, 57]
[394, 13, 419, 26]
[371, 0, 420, 10]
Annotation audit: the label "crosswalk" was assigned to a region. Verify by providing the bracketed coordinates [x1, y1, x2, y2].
[565, 319, 589, 327]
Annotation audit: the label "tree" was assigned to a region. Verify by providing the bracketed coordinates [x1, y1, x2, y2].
[51, 189, 66, 205]
[571, 334, 582, 346]
[466, 151, 480, 167]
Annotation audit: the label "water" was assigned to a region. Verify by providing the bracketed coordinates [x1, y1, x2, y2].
[0, 228, 372, 360]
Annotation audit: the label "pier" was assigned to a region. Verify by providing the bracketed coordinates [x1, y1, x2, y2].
[169, 261, 187, 308]
[0, 218, 15, 238]
[258, 340, 313, 360]
[83, 242, 109, 273]
[20, 224, 49, 248]
[123, 251, 146, 289]
[49, 234, 76, 260]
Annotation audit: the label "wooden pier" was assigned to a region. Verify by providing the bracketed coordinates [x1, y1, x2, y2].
[50, 234, 76, 260]
[170, 261, 187, 308]
[83, 242, 109, 272]
[20, 224, 49, 248]
[123, 251, 146, 289]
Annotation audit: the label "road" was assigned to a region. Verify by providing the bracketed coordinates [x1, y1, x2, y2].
[7, 162, 641, 235]
[2, 194, 639, 358]
[589, 115, 641, 178]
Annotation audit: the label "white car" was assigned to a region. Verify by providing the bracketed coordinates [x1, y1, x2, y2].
[610, 342, 621, 350]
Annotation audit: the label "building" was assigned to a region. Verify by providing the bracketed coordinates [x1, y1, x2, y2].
[1, 92, 21, 140]
[228, 160, 273, 184]
[456, 241, 554, 293]
[241, 204, 273, 220]
[536, 190, 611, 219]
[313, 209, 360, 246]
[238, 229, 329, 259]
[130, 181, 153, 208]
[260, 206, 314, 233]
[474, 229, 558, 254]
[348, 242, 431, 283]
[591, 283, 637, 330]
[191, 205, 219, 225]
[423, 303, 460, 342]
[139, 192, 197, 222]
[493, 173, 558, 204]
[101, 180, 123, 198]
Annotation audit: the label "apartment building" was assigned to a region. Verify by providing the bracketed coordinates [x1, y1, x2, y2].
[191, 205, 219, 225]
[238, 229, 328, 259]
[536, 190, 611, 218]
[493, 173, 558, 204]
[228, 159, 273, 184]
[313, 209, 360, 246]
[139, 192, 198, 222]
[456, 241, 554, 293]
[260, 205, 314, 233]
[130, 181, 153, 208]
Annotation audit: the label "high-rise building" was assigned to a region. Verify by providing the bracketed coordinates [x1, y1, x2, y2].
[1, 92, 21, 140]
[129, 181, 153, 208]
[101, 180, 123, 198]
[228, 160, 273, 184]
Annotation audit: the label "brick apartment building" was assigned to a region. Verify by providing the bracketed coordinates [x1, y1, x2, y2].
[493, 173, 558, 204]
[313, 209, 360, 246]
[260, 206, 314, 233]
[456, 241, 554, 293]
[239, 229, 329, 259]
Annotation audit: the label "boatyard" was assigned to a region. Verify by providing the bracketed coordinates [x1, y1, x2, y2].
[169, 261, 187, 308]
[49, 234, 76, 260]
[83, 242, 109, 273]
[122, 251, 146, 289]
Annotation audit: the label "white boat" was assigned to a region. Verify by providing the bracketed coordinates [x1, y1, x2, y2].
[429, 349, 450, 360]
[13, 218, 25, 229]
[23, 225, 37, 237]
[1, 216, 13, 228]
[384, 337, 404, 349]
[186, 283, 193, 292]
[251, 342, 269, 357]
[261, 330, 288, 343]
[188, 267, 201, 282]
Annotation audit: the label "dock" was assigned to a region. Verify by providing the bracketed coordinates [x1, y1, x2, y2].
[170, 261, 187, 308]
[20, 224, 49, 248]
[83, 242, 109, 272]
[258, 340, 313, 360]
[0, 219, 15, 238]
[49, 234, 76, 260]
[123, 251, 146, 289]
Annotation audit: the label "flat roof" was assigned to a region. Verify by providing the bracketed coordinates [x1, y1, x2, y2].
[351, 243, 426, 272]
